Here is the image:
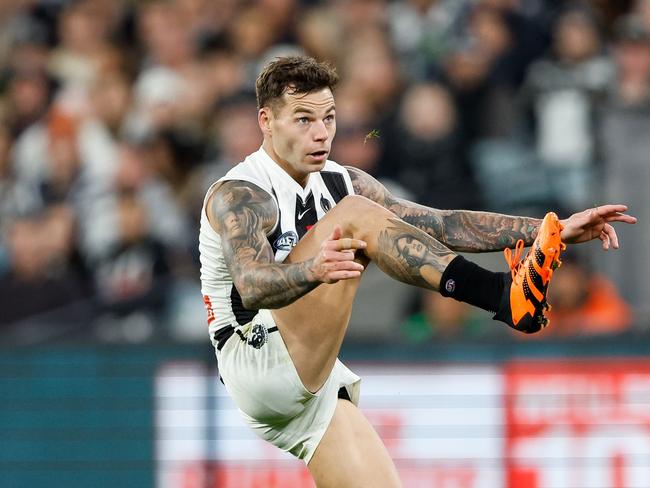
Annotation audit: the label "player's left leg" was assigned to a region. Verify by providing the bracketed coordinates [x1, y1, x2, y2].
[307, 398, 402, 488]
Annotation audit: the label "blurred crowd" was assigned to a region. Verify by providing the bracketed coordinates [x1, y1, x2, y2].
[0, 0, 647, 344]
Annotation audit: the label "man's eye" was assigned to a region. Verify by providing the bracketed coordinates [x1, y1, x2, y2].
[297, 117, 309, 124]
[324, 115, 335, 123]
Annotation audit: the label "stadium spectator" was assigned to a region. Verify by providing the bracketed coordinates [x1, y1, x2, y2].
[0, 120, 39, 243]
[48, 1, 115, 89]
[519, 5, 612, 211]
[296, 6, 342, 65]
[4, 64, 54, 137]
[0, 205, 89, 326]
[382, 81, 479, 209]
[388, 0, 468, 79]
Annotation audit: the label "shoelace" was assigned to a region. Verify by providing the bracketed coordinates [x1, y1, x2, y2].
[503, 239, 525, 280]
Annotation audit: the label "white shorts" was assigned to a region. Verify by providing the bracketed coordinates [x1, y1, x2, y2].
[215, 309, 361, 464]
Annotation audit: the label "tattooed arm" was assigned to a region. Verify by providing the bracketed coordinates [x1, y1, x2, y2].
[346, 166, 541, 252]
[208, 180, 320, 309]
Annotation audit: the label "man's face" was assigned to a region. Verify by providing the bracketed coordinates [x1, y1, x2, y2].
[260, 87, 336, 183]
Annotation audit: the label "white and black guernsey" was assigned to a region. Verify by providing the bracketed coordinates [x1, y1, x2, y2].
[199, 147, 354, 347]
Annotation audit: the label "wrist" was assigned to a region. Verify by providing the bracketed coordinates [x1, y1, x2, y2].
[303, 258, 320, 284]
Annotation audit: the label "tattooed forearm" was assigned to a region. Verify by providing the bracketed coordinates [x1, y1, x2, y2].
[236, 260, 320, 309]
[346, 166, 540, 252]
[375, 218, 456, 291]
[433, 210, 540, 252]
[210, 181, 320, 309]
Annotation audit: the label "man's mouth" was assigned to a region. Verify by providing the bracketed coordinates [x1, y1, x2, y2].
[309, 150, 328, 158]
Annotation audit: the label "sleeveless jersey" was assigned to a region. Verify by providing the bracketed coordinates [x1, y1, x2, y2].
[199, 147, 354, 345]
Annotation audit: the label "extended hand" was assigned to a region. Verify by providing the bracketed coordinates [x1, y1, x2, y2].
[560, 205, 637, 250]
[311, 226, 367, 283]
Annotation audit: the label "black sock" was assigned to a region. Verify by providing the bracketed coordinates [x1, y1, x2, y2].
[439, 255, 505, 314]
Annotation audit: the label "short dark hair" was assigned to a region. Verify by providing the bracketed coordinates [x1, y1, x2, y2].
[255, 55, 339, 110]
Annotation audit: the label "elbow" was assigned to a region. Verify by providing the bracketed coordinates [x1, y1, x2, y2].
[235, 284, 260, 310]
[240, 293, 260, 310]
[235, 280, 268, 310]
[239, 287, 283, 310]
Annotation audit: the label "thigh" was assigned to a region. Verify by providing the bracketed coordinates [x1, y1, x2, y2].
[308, 399, 402, 488]
[271, 201, 370, 392]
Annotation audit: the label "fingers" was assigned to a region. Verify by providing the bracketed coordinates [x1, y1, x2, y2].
[325, 260, 364, 272]
[605, 213, 637, 224]
[603, 223, 619, 249]
[322, 249, 356, 261]
[338, 237, 367, 250]
[599, 230, 610, 251]
[595, 205, 637, 222]
[598, 224, 620, 250]
[595, 204, 628, 215]
[327, 270, 362, 281]
[324, 225, 367, 251]
[316, 227, 368, 283]
[324, 236, 367, 251]
[322, 260, 365, 283]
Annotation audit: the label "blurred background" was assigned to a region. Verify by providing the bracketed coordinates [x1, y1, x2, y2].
[1, 0, 649, 487]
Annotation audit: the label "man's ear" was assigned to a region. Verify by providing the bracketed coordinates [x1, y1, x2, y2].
[258, 107, 272, 136]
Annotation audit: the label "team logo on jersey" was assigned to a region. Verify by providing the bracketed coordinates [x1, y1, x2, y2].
[273, 230, 298, 251]
[247, 324, 269, 349]
[320, 195, 332, 212]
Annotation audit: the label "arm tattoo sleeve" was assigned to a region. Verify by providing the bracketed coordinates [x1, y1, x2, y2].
[346, 166, 541, 252]
[211, 180, 319, 309]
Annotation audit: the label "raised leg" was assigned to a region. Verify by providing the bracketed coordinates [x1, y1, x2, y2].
[272, 195, 457, 392]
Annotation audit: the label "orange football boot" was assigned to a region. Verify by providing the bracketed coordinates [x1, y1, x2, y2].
[494, 211, 566, 333]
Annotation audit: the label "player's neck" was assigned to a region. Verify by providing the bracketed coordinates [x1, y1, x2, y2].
[261, 140, 310, 188]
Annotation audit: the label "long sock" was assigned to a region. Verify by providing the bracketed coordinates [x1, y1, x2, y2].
[438, 255, 505, 313]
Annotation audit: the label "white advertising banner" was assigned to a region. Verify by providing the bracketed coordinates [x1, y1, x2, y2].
[155, 363, 503, 488]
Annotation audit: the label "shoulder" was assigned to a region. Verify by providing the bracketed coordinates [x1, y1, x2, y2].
[211, 179, 276, 213]
[219, 150, 274, 194]
[208, 180, 278, 234]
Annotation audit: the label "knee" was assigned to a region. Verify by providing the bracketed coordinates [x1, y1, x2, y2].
[336, 194, 391, 217]
[335, 195, 394, 234]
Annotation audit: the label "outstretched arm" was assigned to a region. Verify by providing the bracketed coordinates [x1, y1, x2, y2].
[208, 180, 365, 309]
[346, 166, 541, 252]
[347, 167, 637, 252]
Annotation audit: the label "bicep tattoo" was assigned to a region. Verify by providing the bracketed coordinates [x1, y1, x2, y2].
[211, 180, 277, 267]
[210, 181, 318, 309]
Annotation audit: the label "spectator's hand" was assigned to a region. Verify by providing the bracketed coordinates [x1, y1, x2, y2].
[561, 205, 637, 250]
[311, 226, 366, 283]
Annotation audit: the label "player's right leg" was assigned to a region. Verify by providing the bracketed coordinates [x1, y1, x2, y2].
[273, 195, 564, 392]
[307, 399, 402, 488]
[272, 194, 457, 393]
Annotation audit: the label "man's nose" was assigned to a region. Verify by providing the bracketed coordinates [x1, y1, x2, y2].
[312, 120, 328, 141]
